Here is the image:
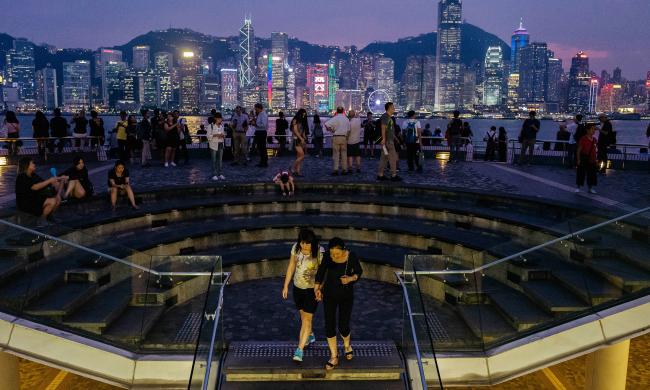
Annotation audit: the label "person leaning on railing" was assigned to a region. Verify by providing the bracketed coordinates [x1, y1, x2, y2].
[2, 111, 21, 156]
[49, 108, 70, 153]
[15, 157, 67, 225]
[32, 110, 50, 158]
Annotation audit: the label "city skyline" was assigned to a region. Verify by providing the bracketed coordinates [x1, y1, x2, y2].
[1, 0, 649, 79]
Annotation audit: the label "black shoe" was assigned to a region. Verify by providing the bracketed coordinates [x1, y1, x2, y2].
[390, 176, 403, 182]
[331, 171, 339, 176]
[376, 175, 388, 181]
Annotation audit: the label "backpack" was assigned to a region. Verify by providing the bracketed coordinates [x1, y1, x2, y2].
[405, 121, 418, 144]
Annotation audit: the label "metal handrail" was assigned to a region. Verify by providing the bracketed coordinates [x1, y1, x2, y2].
[408, 205, 650, 276]
[0, 218, 217, 277]
[201, 272, 230, 390]
[396, 272, 430, 390]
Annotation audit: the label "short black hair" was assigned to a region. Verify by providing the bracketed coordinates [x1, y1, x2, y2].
[328, 237, 346, 250]
[384, 102, 394, 111]
[254, 103, 264, 110]
[407, 110, 416, 118]
[529, 111, 536, 117]
[576, 114, 584, 121]
[453, 111, 460, 118]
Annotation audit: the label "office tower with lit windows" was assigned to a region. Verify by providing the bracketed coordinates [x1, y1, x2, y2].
[402, 55, 436, 111]
[239, 17, 258, 108]
[483, 46, 505, 107]
[435, 0, 462, 111]
[96, 48, 123, 106]
[137, 69, 160, 108]
[6, 38, 36, 105]
[62, 60, 91, 112]
[358, 53, 375, 92]
[121, 69, 136, 104]
[271, 32, 288, 110]
[646, 71, 650, 113]
[568, 51, 591, 113]
[328, 61, 338, 111]
[154, 52, 173, 108]
[597, 82, 626, 113]
[461, 68, 477, 109]
[103, 61, 127, 108]
[506, 73, 520, 111]
[335, 90, 363, 112]
[374, 55, 395, 99]
[519, 42, 549, 106]
[132, 46, 150, 71]
[35, 64, 58, 110]
[179, 51, 199, 113]
[307, 64, 329, 112]
[220, 68, 238, 110]
[201, 75, 220, 111]
[545, 56, 563, 112]
[511, 19, 529, 73]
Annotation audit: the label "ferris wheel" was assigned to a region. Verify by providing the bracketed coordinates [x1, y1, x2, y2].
[367, 89, 391, 115]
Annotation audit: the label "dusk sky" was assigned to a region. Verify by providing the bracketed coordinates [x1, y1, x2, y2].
[2, 0, 649, 78]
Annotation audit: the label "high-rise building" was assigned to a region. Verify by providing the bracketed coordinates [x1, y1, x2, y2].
[154, 52, 173, 108]
[103, 61, 127, 108]
[645, 71, 650, 113]
[335, 90, 363, 112]
[97, 48, 123, 105]
[545, 56, 563, 112]
[359, 53, 375, 92]
[461, 68, 477, 109]
[180, 51, 199, 113]
[483, 46, 505, 107]
[239, 17, 257, 108]
[256, 50, 270, 107]
[220, 68, 238, 110]
[201, 75, 220, 111]
[507, 73, 520, 111]
[6, 38, 36, 105]
[435, 0, 462, 111]
[519, 42, 549, 105]
[567, 51, 591, 113]
[511, 19, 529, 74]
[402, 55, 436, 111]
[328, 61, 338, 111]
[287, 67, 296, 109]
[132, 46, 150, 71]
[589, 78, 599, 113]
[121, 68, 136, 104]
[137, 69, 160, 108]
[306, 64, 329, 112]
[597, 83, 626, 112]
[270, 32, 288, 110]
[35, 64, 58, 110]
[62, 60, 91, 112]
[374, 55, 395, 99]
[612, 67, 623, 83]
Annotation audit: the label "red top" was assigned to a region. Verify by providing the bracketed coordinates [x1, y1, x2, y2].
[579, 135, 598, 163]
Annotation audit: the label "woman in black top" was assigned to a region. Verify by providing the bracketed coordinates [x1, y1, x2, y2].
[15, 157, 67, 221]
[498, 127, 508, 162]
[89, 110, 105, 149]
[32, 111, 50, 157]
[314, 237, 363, 370]
[108, 160, 138, 210]
[62, 156, 93, 200]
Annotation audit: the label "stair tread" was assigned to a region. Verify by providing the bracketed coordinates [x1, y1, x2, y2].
[103, 305, 165, 341]
[456, 304, 515, 340]
[589, 258, 650, 283]
[552, 269, 621, 298]
[64, 280, 132, 326]
[487, 287, 551, 327]
[25, 282, 97, 315]
[521, 280, 589, 312]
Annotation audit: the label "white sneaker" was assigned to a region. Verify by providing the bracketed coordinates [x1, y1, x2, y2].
[589, 188, 597, 194]
[164, 162, 169, 167]
[218, 175, 226, 180]
[171, 162, 177, 167]
[212, 175, 219, 181]
[574, 188, 580, 193]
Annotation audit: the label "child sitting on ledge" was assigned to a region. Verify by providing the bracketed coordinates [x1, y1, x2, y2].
[273, 170, 294, 197]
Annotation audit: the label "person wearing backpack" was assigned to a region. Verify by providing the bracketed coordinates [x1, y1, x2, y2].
[447, 111, 463, 162]
[484, 126, 498, 161]
[402, 110, 423, 172]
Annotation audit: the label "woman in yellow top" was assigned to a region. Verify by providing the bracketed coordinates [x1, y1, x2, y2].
[115, 111, 129, 161]
[282, 228, 324, 362]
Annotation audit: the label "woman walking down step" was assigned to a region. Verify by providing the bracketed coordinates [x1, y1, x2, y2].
[314, 237, 363, 370]
[282, 229, 324, 362]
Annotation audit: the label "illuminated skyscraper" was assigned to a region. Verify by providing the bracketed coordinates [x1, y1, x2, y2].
[35, 64, 58, 110]
[568, 51, 591, 113]
[62, 60, 91, 112]
[511, 18, 529, 73]
[597, 82, 626, 113]
[6, 38, 36, 105]
[220, 68, 238, 110]
[132, 46, 150, 71]
[402, 55, 436, 111]
[435, 0, 462, 111]
[374, 55, 395, 100]
[104, 61, 127, 108]
[154, 52, 173, 108]
[483, 46, 504, 107]
[239, 17, 257, 107]
[271, 32, 288, 110]
[519, 42, 549, 105]
[307, 64, 329, 112]
[507, 73, 520, 111]
[328, 61, 338, 111]
[180, 51, 199, 113]
[137, 69, 160, 108]
[645, 71, 650, 113]
[202, 75, 220, 111]
[545, 56, 563, 112]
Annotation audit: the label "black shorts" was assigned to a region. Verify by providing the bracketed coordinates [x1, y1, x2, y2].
[293, 285, 318, 314]
[347, 143, 361, 157]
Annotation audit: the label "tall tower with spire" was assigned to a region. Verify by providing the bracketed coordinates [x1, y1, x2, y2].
[434, 0, 463, 112]
[511, 18, 529, 73]
[239, 16, 257, 107]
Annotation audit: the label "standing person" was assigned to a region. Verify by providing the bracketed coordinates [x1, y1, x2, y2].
[163, 113, 179, 167]
[312, 114, 324, 158]
[138, 109, 153, 167]
[32, 111, 50, 158]
[497, 127, 508, 162]
[376, 102, 401, 181]
[49, 108, 69, 153]
[72, 110, 88, 151]
[484, 126, 498, 161]
[206, 114, 226, 180]
[575, 124, 599, 194]
[176, 117, 191, 165]
[347, 110, 362, 173]
[447, 111, 463, 162]
[362, 112, 376, 158]
[597, 114, 612, 174]
[554, 124, 570, 151]
[314, 237, 363, 370]
[566, 114, 584, 168]
[3, 111, 20, 156]
[291, 109, 308, 176]
[282, 229, 324, 362]
[402, 110, 423, 172]
[251, 103, 268, 167]
[230, 106, 249, 165]
[15, 157, 67, 224]
[114, 111, 129, 161]
[325, 107, 351, 176]
[275, 111, 289, 155]
[518, 111, 540, 165]
[461, 122, 474, 146]
[421, 124, 433, 146]
[89, 110, 105, 150]
[108, 160, 138, 210]
[126, 115, 139, 164]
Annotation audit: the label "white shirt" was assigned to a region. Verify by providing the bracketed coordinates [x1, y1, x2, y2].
[348, 118, 362, 144]
[206, 123, 225, 151]
[566, 121, 578, 144]
[255, 111, 268, 132]
[325, 114, 351, 137]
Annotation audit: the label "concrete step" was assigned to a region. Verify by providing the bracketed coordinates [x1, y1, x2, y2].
[63, 280, 132, 334]
[455, 304, 516, 342]
[221, 380, 406, 390]
[223, 341, 403, 382]
[487, 287, 551, 331]
[588, 258, 650, 292]
[0, 268, 62, 308]
[25, 281, 97, 317]
[552, 269, 621, 305]
[520, 280, 589, 314]
[103, 305, 166, 344]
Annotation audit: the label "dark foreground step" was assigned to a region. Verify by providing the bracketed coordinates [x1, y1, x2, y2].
[224, 341, 403, 382]
[456, 304, 515, 342]
[520, 280, 589, 313]
[103, 305, 165, 344]
[588, 258, 650, 292]
[24, 281, 97, 317]
[63, 279, 133, 334]
[221, 380, 406, 390]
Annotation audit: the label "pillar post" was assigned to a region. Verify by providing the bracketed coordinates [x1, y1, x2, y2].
[0, 351, 20, 390]
[585, 340, 630, 390]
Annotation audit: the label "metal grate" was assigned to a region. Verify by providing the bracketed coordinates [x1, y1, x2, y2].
[426, 313, 451, 342]
[232, 342, 394, 358]
[174, 313, 201, 343]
